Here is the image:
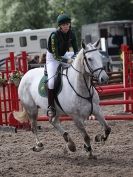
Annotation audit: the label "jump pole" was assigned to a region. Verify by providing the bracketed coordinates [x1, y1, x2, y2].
[37, 114, 133, 121]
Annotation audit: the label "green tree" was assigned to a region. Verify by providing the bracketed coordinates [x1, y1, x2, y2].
[106, 0, 133, 20]
[1, 0, 133, 38]
[0, 0, 50, 32]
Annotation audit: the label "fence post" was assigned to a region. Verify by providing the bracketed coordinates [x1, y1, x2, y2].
[0, 93, 3, 125]
[121, 45, 130, 112]
[22, 51, 28, 73]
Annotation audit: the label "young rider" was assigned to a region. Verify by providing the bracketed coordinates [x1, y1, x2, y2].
[46, 12, 78, 118]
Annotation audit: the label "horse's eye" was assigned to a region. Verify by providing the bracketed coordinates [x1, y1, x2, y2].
[88, 58, 92, 61]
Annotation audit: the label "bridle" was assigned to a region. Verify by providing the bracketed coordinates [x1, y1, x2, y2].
[83, 49, 104, 79]
[70, 48, 105, 82]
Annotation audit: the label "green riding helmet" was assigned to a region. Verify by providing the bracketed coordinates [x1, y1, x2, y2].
[57, 13, 71, 25]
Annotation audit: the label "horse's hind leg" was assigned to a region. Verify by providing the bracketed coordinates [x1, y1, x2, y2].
[49, 116, 76, 152]
[73, 116, 96, 159]
[93, 106, 111, 143]
[25, 105, 44, 152]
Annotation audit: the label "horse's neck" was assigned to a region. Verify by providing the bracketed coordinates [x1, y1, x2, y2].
[67, 57, 91, 96]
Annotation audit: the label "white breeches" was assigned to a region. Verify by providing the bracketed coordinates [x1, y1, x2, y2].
[46, 51, 74, 89]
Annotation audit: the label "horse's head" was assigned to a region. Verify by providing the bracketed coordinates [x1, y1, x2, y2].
[81, 40, 109, 84]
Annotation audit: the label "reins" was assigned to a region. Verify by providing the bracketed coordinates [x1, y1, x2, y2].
[62, 49, 105, 115]
[64, 68, 93, 102]
[63, 64, 95, 115]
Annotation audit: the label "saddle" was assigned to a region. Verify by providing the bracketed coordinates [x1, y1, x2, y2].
[38, 64, 65, 111]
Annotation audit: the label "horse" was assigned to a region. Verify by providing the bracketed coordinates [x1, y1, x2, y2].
[14, 41, 111, 159]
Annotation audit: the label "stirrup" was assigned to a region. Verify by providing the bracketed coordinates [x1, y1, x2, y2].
[47, 106, 56, 118]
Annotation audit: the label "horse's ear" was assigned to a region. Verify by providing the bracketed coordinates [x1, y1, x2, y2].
[81, 40, 86, 49]
[93, 39, 100, 48]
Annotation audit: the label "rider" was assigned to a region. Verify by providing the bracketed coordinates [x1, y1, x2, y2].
[46, 12, 78, 118]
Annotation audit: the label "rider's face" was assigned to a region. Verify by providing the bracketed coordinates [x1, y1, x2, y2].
[60, 23, 70, 33]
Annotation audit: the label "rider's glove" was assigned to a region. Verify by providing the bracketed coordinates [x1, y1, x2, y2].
[61, 56, 73, 64]
[67, 59, 73, 64]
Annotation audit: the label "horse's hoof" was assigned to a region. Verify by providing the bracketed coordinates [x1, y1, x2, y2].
[67, 140, 76, 152]
[106, 127, 111, 135]
[32, 144, 44, 152]
[95, 134, 102, 142]
[37, 142, 43, 147]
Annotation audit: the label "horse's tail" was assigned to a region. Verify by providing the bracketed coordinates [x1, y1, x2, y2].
[13, 108, 29, 123]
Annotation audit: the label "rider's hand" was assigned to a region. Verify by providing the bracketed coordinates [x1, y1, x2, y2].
[61, 56, 73, 64]
[67, 59, 73, 64]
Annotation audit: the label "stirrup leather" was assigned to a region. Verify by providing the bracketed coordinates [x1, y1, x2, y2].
[47, 106, 56, 117]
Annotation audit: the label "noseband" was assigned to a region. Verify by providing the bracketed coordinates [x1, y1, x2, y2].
[83, 49, 104, 79]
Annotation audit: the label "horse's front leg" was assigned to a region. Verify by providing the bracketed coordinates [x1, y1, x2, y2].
[93, 106, 111, 143]
[73, 116, 96, 159]
[49, 116, 76, 152]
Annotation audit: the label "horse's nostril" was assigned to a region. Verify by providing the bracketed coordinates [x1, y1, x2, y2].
[101, 78, 104, 83]
[101, 77, 108, 84]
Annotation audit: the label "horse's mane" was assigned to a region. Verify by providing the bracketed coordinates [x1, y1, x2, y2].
[73, 49, 84, 72]
[73, 43, 94, 72]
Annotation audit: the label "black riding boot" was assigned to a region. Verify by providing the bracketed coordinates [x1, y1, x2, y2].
[47, 89, 56, 118]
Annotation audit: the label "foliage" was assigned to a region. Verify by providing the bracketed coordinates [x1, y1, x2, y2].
[8, 70, 24, 86]
[0, 0, 51, 32]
